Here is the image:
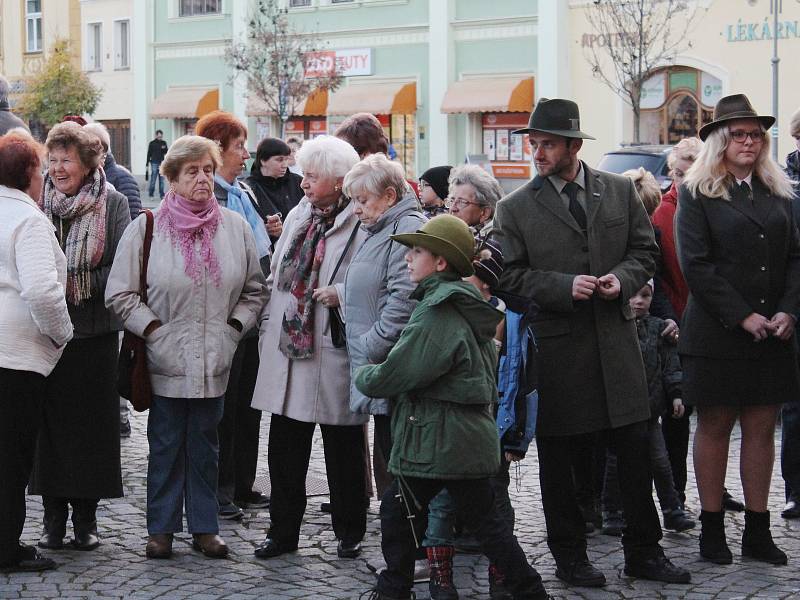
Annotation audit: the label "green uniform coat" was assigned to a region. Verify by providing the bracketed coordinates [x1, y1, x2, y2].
[354, 272, 502, 480]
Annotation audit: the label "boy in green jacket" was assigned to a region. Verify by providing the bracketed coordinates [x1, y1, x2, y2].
[355, 215, 549, 600]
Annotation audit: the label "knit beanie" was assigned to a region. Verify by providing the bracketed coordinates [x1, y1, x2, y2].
[420, 165, 453, 201]
[473, 237, 504, 291]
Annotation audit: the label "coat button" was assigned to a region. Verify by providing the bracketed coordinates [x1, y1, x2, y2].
[760, 298, 766, 304]
[761, 266, 766, 271]
[409, 416, 416, 422]
[759, 233, 765, 239]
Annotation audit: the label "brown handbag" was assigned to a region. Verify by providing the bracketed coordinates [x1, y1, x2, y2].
[117, 209, 154, 412]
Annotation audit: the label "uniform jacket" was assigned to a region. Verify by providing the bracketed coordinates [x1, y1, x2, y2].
[635, 314, 682, 417]
[104, 153, 141, 220]
[251, 198, 369, 426]
[343, 192, 426, 416]
[354, 273, 502, 480]
[675, 179, 800, 360]
[106, 208, 267, 399]
[495, 161, 658, 436]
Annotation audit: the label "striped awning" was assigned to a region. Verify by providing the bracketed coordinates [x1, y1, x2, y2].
[441, 77, 534, 114]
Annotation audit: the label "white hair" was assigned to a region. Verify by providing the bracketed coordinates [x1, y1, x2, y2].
[448, 164, 504, 214]
[343, 153, 407, 201]
[83, 122, 111, 152]
[295, 135, 359, 180]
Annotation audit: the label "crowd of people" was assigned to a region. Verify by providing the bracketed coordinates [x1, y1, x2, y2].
[1, 81, 799, 600]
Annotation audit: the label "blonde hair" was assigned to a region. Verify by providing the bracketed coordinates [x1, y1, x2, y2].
[790, 107, 800, 138]
[343, 153, 408, 202]
[160, 135, 222, 182]
[622, 167, 661, 216]
[667, 137, 703, 170]
[684, 123, 795, 200]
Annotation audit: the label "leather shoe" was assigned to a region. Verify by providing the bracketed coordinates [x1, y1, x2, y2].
[71, 530, 100, 551]
[254, 537, 297, 559]
[337, 540, 362, 558]
[624, 554, 691, 584]
[555, 559, 606, 587]
[192, 534, 228, 558]
[0, 544, 56, 573]
[145, 534, 173, 559]
[722, 490, 744, 512]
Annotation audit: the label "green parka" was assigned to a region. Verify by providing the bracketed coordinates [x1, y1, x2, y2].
[354, 272, 503, 480]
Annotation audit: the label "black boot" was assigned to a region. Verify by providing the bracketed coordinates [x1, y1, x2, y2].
[742, 510, 787, 565]
[698, 510, 732, 564]
[38, 497, 67, 550]
[70, 499, 100, 551]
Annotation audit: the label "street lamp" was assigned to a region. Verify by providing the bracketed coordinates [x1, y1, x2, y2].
[770, 0, 781, 161]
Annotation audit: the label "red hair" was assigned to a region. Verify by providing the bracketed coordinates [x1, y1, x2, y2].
[0, 133, 44, 191]
[195, 110, 247, 151]
[334, 113, 389, 157]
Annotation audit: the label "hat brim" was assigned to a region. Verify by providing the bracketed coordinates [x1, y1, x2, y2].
[391, 232, 474, 277]
[511, 127, 596, 140]
[698, 114, 775, 141]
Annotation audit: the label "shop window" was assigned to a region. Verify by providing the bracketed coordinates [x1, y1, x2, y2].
[481, 113, 532, 180]
[179, 0, 221, 17]
[289, 0, 312, 6]
[25, 0, 42, 53]
[283, 117, 327, 140]
[87, 23, 102, 71]
[391, 114, 416, 179]
[114, 20, 130, 70]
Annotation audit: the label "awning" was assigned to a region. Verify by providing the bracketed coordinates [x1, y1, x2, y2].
[246, 89, 329, 117]
[150, 87, 219, 119]
[440, 77, 534, 114]
[327, 81, 416, 116]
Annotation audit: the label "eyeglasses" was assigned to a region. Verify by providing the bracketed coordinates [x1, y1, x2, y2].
[445, 197, 482, 210]
[418, 181, 430, 190]
[729, 129, 765, 143]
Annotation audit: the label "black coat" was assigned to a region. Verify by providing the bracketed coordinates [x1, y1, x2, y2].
[676, 179, 800, 360]
[104, 153, 141, 220]
[243, 172, 304, 232]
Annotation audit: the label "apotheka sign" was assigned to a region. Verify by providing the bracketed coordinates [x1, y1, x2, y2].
[304, 48, 373, 78]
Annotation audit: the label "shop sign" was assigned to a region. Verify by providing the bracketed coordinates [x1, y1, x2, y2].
[581, 32, 635, 48]
[725, 19, 799, 42]
[640, 72, 666, 110]
[304, 48, 373, 78]
[492, 164, 531, 179]
[700, 72, 723, 107]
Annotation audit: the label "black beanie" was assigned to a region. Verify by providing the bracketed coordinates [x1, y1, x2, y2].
[420, 165, 453, 201]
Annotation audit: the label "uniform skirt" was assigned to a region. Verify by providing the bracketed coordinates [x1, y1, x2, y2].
[29, 333, 123, 499]
[681, 353, 800, 408]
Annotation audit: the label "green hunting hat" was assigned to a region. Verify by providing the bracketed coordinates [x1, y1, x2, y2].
[391, 214, 475, 277]
[698, 93, 775, 141]
[512, 97, 596, 139]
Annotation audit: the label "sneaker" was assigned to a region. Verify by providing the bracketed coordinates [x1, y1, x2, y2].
[218, 502, 244, 520]
[663, 508, 696, 532]
[235, 491, 269, 509]
[120, 421, 131, 438]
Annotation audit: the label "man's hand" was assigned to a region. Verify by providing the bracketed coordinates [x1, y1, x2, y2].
[596, 273, 621, 300]
[769, 312, 796, 341]
[572, 275, 598, 301]
[740, 313, 772, 341]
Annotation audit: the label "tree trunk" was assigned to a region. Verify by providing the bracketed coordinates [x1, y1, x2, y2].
[633, 106, 640, 144]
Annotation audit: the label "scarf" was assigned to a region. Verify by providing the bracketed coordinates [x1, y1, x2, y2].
[277, 197, 348, 359]
[214, 175, 271, 259]
[156, 189, 222, 287]
[40, 169, 108, 305]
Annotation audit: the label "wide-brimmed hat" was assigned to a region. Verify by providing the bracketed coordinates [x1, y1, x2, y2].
[391, 214, 475, 277]
[698, 94, 775, 141]
[512, 98, 596, 139]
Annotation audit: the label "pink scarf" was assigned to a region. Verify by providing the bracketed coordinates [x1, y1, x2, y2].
[156, 190, 222, 286]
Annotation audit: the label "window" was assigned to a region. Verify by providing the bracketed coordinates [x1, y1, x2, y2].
[179, 0, 221, 17]
[87, 22, 102, 71]
[114, 20, 130, 69]
[25, 0, 42, 53]
[331, 0, 354, 3]
[289, 0, 312, 6]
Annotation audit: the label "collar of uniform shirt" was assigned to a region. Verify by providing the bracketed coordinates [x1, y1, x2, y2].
[735, 173, 753, 188]
[548, 162, 586, 195]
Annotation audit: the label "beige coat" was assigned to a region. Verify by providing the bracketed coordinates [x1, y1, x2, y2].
[252, 198, 368, 426]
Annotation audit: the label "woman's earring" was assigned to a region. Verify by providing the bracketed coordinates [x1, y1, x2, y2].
[334, 185, 341, 192]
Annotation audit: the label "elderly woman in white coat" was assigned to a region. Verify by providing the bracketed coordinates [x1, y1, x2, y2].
[106, 136, 267, 560]
[252, 135, 367, 560]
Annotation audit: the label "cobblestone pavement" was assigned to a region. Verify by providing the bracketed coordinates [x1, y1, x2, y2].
[3, 412, 799, 600]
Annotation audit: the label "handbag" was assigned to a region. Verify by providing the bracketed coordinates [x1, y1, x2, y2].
[117, 209, 155, 412]
[327, 221, 361, 348]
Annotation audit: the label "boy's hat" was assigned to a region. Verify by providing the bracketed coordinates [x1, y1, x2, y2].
[473, 238, 504, 290]
[391, 214, 475, 277]
[420, 165, 452, 201]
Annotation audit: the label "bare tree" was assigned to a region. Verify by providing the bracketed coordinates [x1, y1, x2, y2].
[583, 0, 701, 143]
[226, 0, 342, 137]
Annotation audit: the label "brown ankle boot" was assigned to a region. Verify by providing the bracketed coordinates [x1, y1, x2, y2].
[192, 533, 228, 558]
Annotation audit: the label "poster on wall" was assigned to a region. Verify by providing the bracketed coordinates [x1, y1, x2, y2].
[510, 134, 524, 161]
[496, 129, 509, 161]
[483, 130, 496, 161]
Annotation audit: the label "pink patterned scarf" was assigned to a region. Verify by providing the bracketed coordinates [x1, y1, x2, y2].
[40, 169, 107, 305]
[156, 190, 222, 286]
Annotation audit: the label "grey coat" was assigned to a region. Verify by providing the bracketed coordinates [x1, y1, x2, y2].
[344, 193, 426, 415]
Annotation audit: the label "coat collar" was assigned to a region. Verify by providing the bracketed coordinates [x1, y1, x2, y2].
[529, 160, 604, 234]
[728, 176, 774, 227]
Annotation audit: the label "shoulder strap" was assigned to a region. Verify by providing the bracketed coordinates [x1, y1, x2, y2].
[327, 221, 361, 285]
[140, 209, 154, 303]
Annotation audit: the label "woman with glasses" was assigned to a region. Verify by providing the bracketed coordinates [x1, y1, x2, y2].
[676, 94, 800, 566]
[446, 165, 504, 247]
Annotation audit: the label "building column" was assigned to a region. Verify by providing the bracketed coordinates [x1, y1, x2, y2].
[537, 0, 570, 100]
[427, 0, 455, 168]
[131, 0, 150, 177]
[231, 1, 249, 138]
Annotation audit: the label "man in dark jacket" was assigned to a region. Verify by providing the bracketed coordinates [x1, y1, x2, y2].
[0, 76, 28, 136]
[146, 130, 168, 199]
[494, 98, 690, 587]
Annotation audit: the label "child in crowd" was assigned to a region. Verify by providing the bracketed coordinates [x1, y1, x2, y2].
[602, 281, 695, 535]
[418, 166, 452, 219]
[355, 215, 549, 600]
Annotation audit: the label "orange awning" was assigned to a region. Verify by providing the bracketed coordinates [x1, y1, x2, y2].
[150, 87, 219, 119]
[441, 77, 534, 114]
[245, 89, 329, 117]
[327, 81, 416, 116]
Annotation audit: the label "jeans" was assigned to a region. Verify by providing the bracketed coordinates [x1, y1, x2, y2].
[377, 476, 547, 599]
[148, 162, 165, 198]
[146, 395, 225, 534]
[782, 402, 800, 502]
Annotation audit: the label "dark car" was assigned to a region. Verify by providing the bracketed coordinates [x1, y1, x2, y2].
[597, 145, 673, 191]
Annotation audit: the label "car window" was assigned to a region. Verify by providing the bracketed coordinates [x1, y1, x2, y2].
[597, 153, 665, 176]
